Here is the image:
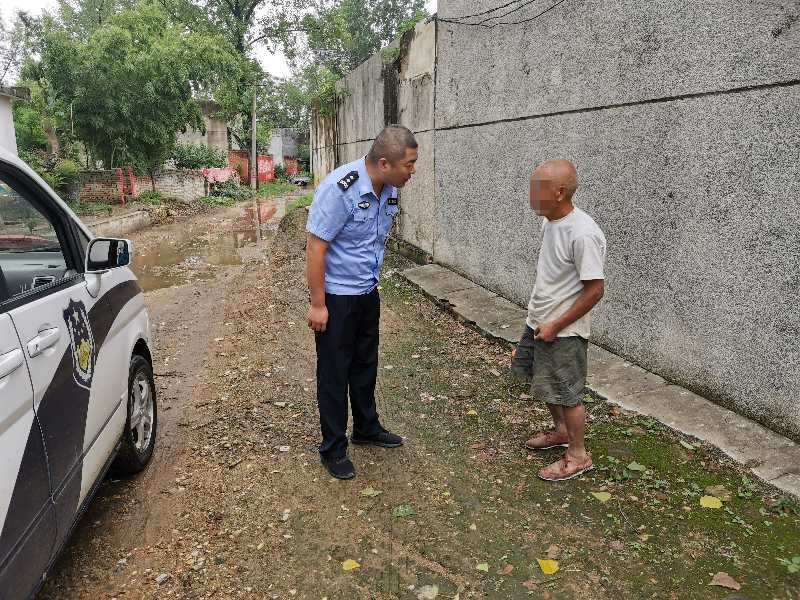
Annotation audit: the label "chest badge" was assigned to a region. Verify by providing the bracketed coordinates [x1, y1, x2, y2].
[337, 170, 360, 191]
[358, 201, 370, 210]
[388, 197, 398, 206]
[63, 299, 96, 390]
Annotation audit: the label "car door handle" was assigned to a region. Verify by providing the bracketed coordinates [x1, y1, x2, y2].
[27, 327, 61, 358]
[0, 348, 24, 379]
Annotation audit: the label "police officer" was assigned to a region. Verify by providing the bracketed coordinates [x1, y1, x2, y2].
[306, 125, 418, 480]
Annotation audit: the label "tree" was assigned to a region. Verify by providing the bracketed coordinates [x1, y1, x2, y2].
[282, 0, 427, 113]
[41, 1, 241, 182]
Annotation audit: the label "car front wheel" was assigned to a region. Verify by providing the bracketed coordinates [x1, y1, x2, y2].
[112, 354, 157, 474]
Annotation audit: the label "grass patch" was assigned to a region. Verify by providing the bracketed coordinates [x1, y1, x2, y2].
[136, 190, 163, 205]
[68, 200, 113, 217]
[372, 255, 800, 599]
[199, 195, 236, 208]
[258, 181, 297, 197]
[286, 194, 313, 212]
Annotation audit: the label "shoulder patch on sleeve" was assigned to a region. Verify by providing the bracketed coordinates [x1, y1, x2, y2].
[337, 170, 359, 191]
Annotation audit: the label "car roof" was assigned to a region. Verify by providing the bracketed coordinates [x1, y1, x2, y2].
[0, 146, 94, 240]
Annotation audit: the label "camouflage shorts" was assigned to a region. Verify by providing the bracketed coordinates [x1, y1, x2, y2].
[511, 326, 587, 407]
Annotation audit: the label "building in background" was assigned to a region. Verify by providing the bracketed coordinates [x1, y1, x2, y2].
[177, 100, 229, 155]
[0, 87, 30, 156]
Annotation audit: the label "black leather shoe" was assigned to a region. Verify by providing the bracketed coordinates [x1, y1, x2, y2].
[351, 430, 404, 448]
[321, 455, 355, 480]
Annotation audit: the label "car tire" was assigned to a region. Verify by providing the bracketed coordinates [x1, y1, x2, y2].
[112, 354, 157, 474]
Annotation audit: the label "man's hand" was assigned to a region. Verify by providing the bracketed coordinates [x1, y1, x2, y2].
[534, 322, 559, 342]
[308, 304, 329, 332]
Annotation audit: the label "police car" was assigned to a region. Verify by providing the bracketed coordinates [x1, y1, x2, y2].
[0, 147, 156, 598]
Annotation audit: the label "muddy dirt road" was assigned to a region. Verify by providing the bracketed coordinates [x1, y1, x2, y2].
[40, 203, 799, 600]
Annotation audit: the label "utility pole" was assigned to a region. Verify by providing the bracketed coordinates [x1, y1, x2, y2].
[250, 88, 258, 192]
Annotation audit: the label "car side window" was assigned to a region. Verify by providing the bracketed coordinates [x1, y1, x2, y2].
[0, 175, 72, 305]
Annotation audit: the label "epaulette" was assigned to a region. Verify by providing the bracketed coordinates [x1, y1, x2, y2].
[337, 170, 359, 191]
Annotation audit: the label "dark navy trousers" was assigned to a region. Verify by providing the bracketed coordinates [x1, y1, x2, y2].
[314, 289, 383, 459]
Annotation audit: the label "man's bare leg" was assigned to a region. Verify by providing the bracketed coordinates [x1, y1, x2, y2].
[548, 403, 567, 435]
[526, 403, 569, 449]
[563, 403, 589, 461]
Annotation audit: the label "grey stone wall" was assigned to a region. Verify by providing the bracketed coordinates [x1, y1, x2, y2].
[434, 0, 800, 438]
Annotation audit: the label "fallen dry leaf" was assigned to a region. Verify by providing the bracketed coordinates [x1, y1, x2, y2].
[416, 584, 439, 599]
[609, 540, 625, 551]
[700, 495, 723, 509]
[476, 563, 489, 573]
[522, 580, 538, 591]
[466, 409, 478, 416]
[342, 559, 360, 571]
[709, 572, 741, 590]
[537, 559, 559, 575]
[500, 564, 514, 576]
[592, 491, 612, 503]
[546, 544, 562, 559]
[470, 442, 487, 450]
[704, 485, 732, 502]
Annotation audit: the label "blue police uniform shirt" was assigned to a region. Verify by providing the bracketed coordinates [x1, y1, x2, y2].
[306, 157, 399, 295]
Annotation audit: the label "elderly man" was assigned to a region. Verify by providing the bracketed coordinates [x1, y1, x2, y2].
[306, 125, 418, 480]
[511, 159, 607, 481]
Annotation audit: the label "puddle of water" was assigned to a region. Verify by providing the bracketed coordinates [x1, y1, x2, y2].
[132, 198, 286, 292]
[132, 229, 258, 292]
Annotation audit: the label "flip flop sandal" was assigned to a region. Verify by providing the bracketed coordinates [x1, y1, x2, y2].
[524, 432, 569, 451]
[537, 455, 595, 482]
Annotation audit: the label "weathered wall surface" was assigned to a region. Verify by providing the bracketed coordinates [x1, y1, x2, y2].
[310, 109, 337, 187]
[396, 20, 437, 255]
[79, 169, 208, 204]
[336, 51, 387, 164]
[435, 0, 800, 437]
[0, 96, 16, 155]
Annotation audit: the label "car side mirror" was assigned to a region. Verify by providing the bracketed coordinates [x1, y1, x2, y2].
[86, 238, 133, 273]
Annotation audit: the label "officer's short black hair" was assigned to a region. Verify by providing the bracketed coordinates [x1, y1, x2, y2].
[366, 125, 418, 165]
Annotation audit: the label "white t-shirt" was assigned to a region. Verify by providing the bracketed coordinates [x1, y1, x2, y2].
[526, 207, 607, 339]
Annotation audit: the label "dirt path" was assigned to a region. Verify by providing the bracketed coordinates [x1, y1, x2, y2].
[40, 206, 799, 600]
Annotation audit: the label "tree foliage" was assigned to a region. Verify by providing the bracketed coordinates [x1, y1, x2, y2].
[282, 0, 427, 114]
[41, 1, 241, 173]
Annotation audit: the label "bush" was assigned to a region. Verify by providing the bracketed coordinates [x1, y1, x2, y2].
[171, 143, 227, 170]
[273, 164, 288, 182]
[137, 190, 163, 205]
[53, 159, 80, 187]
[211, 179, 251, 202]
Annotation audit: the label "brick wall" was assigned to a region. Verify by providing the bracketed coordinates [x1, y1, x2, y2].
[79, 169, 209, 204]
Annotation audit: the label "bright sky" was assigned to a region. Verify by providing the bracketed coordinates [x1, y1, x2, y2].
[2, 0, 438, 79]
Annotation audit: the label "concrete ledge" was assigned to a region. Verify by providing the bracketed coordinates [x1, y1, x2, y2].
[87, 210, 152, 238]
[401, 263, 800, 499]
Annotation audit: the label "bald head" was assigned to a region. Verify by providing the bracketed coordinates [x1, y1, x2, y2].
[531, 160, 578, 200]
[529, 159, 579, 218]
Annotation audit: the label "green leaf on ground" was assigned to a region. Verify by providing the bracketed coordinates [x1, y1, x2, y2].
[591, 491, 612, 503]
[627, 462, 647, 472]
[392, 503, 416, 518]
[476, 563, 489, 572]
[680, 440, 696, 451]
[359, 487, 383, 498]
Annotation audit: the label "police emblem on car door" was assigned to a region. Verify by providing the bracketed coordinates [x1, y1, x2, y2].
[63, 299, 95, 390]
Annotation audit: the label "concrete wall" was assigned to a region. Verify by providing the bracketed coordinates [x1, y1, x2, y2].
[312, 2, 800, 437]
[396, 20, 437, 255]
[434, 0, 800, 438]
[310, 109, 337, 187]
[0, 96, 17, 155]
[177, 101, 229, 154]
